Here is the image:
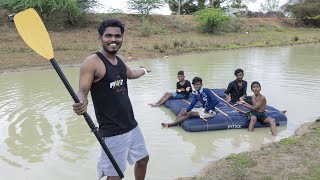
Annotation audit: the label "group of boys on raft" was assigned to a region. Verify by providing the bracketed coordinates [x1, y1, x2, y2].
[149, 69, 283, 136]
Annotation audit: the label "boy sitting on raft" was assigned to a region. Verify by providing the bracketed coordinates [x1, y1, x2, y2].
[236, 81, 277, 136]
[162, 77, 220, 128]
[224, 68, 248, 103]
[149, 70, 192, 107]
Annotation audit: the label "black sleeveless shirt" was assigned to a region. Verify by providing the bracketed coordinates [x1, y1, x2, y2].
[90, 52, 137, 137]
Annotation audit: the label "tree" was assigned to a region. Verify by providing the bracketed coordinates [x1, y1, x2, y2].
[283, 0, 320, 18]
[283, 0, 320, 26]
[207, 0, 225, 8]
[127, 0, 165, 15]
[260, 0, 280, 12]
[106, 8, 124, 14]
[230, 0, 247, 9]
[166, 0, 205, 15]
[0, 0, 97, 24]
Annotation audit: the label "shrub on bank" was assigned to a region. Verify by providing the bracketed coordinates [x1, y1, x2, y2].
[195, 8, 231, 33]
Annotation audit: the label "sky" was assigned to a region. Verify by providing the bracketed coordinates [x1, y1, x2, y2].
[94, 0, 289, 14]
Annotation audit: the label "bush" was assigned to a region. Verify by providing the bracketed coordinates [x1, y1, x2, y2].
[0, 0, 96, 24]
[195, 8, 231, 33]
[305, 15, 320, 26]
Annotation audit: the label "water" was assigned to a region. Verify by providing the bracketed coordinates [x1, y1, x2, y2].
[0, 44, 319, 179]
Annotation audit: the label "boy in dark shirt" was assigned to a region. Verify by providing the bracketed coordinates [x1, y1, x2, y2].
[224, 68, 247, 103]
[161, 77, 220, 127]
[149, 71, 192, 107]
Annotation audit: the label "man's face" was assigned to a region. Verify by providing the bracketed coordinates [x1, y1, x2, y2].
[193, 82, 202, 91]
[100, 26, 123, 55]
[251, 84, 261, 94]
[178, 75, 185, 82]
[235, 72, 244, 81]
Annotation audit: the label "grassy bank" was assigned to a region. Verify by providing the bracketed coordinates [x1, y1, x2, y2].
[178, 119, 320, 180]
[1, 14, 320, 72]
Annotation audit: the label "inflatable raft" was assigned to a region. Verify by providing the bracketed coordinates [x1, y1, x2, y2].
[164, 89, 287, 132]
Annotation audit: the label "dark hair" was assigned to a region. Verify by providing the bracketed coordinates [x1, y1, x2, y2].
[192, 77, 202, 84]
[234, 68, 244, 76]
[98, 19, 125, 36]
[178, 71, 184, 76]
[251, 81, 261, 89]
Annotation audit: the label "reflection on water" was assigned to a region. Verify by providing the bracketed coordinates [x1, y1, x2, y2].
[0, 44, 319, 179]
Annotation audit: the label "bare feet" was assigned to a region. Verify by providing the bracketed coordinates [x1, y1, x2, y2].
[161, 123, 169, 128]
[149, 103, 160, 107]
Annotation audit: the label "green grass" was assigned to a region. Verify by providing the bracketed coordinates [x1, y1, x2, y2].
[227, 154, 257, 169]
[308, 165, 320, 180]
[279, 138, 300, 147]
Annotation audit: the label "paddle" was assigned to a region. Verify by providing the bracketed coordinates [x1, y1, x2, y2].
[210, 90, 247, 115]
[13, 8, 124, 178]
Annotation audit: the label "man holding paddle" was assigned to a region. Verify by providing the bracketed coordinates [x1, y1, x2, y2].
[73, 19, 149, 180]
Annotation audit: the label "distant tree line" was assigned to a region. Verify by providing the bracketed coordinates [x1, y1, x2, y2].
[283, 0, 320, 26]
[1, 0, 319, 27]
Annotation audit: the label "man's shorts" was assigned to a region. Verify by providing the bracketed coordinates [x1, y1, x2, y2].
[97, 126, 148, 179]
[172, 92, 185, 99]
[248, 110, 267, 122]
[191, 107, 216, 119]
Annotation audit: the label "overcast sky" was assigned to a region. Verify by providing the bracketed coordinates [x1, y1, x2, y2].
[94, 0, 289, 14]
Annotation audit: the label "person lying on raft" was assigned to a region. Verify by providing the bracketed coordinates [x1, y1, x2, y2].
[162, 77, 220, 128]
[149, 70, 192, 107]
[224, 68, 248, 104]
[236, 81, 277, 136]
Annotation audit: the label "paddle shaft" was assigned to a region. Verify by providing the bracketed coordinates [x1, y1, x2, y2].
[210, 90, 247, 115]
[50, 58, 124, 178]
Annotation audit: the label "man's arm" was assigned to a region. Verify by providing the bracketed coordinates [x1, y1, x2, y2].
[205, 89, 220, 112]
[240, 81, 247, 101]
[125, 62, 150, 79]
[186, 80, 192, 92]
[243, 81, 247, 96]
[176, 82, 182, 92]
[73, 58, 96, 115]
[186, 95, 197, 112]
[224, 82, 233, 102]
[239, 96, 265, 110]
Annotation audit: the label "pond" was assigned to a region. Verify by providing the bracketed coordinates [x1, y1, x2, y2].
[0, 44, 319, 179]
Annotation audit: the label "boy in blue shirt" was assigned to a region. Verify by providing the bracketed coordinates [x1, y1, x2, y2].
[162, 77, 220, 127]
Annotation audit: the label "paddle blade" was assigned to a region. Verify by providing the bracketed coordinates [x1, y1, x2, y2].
[14, 8, 54, 60]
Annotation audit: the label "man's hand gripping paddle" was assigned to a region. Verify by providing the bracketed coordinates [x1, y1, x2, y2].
[13, 8, 124, 178]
